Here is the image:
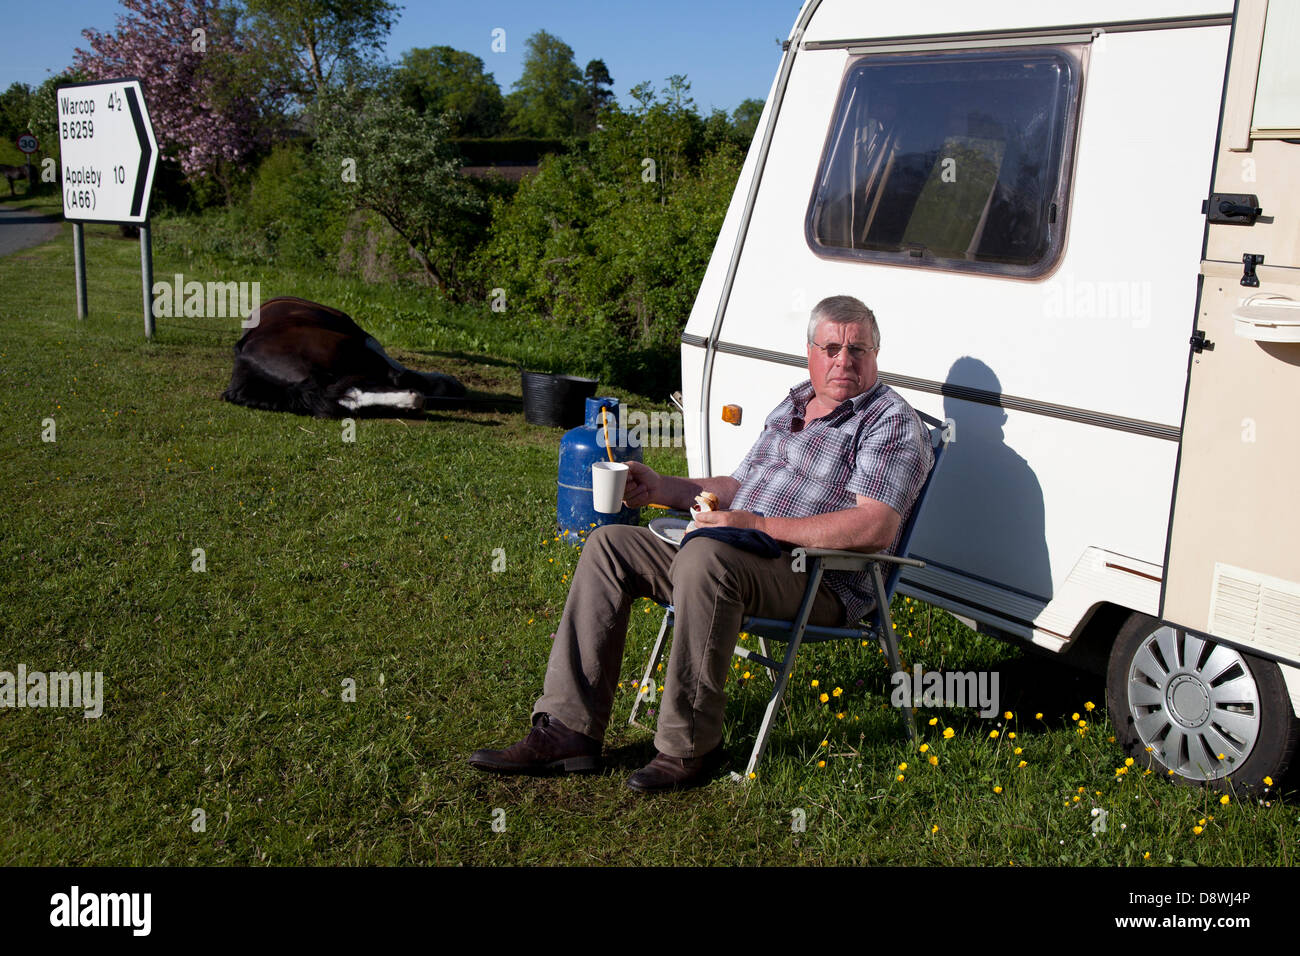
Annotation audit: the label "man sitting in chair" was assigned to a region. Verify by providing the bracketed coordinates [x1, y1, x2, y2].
[470, 295, 934, 791]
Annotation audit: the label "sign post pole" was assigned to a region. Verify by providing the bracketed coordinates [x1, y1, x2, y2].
[55, 79, 159, 334]
[140, 220, 154, 339]
[72, 223, 88, 319]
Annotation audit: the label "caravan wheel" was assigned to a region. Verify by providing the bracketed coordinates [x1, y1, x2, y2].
[1105, 613, 1298, 791]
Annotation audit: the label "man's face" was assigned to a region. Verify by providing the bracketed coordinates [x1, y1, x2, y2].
[807, 320, 879, 405]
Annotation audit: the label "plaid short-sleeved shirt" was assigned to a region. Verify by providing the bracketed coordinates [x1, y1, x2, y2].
[729, 379, 934, 625]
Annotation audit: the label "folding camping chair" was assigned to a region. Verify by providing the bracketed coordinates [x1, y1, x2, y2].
[628, 411, 950, 780]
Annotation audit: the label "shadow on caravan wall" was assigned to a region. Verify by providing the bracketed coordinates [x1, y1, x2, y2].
[907, 357, 1052, 601]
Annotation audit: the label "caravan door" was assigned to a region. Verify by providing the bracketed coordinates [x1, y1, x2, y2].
[1161, 0, 1300, 691]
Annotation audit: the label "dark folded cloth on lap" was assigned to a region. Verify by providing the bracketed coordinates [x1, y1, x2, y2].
[680, 526, 783, 559]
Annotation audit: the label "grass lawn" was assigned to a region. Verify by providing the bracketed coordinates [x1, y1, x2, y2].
[1, 198, 1296, 866]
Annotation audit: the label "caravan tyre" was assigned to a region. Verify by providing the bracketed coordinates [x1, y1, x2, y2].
[1105, 612, 1297, 793]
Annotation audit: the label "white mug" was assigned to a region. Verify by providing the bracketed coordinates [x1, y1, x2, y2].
[591, 461, 630, 513]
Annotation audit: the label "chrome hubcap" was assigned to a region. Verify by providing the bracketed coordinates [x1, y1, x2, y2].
[1126, 625, 1260, 781]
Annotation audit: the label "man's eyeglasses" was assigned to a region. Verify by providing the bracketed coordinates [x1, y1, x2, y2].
[810, 341, 878, 361]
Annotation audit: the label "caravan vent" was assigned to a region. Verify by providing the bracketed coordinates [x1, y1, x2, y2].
[1208, 563, 1300, 660]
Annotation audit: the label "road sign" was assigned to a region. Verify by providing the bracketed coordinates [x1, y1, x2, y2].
[16, 134, 38, 154]
[55, 78, 159, 224]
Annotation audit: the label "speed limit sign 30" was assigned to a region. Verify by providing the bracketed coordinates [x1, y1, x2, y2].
[16, 133, 38, 154]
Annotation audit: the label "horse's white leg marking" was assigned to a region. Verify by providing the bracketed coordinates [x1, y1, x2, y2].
[339, 388, 422, 411]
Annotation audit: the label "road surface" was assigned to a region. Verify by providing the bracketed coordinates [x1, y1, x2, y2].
[0, 204, 62, 257]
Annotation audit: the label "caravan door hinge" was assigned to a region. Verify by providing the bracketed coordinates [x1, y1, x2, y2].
[1190, 329, 1215, 353]
[1241, 253, 1264, 287]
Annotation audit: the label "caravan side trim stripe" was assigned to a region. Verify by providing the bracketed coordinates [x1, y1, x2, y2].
[802, 13, 1233, 52]
[682, 335, 1181, 441]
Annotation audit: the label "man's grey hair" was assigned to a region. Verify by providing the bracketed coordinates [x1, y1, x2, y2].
[807, 295, 880, 349]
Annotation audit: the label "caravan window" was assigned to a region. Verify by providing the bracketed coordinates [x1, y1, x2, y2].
[807, 48, 1081, 278]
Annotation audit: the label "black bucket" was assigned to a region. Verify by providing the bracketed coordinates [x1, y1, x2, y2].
[521, 371, 599, 428]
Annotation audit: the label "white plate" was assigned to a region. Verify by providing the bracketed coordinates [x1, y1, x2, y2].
[648, 517, 692, 546]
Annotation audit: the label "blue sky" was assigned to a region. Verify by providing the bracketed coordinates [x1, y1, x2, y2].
[1, 0, 804, 114]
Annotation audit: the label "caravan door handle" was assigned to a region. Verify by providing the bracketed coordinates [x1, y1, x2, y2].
[1219, 200, 1262, 218]
[1204, 192, 1263, 224]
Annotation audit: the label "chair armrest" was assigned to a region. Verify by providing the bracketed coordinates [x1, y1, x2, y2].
[798, 547, 927, 571]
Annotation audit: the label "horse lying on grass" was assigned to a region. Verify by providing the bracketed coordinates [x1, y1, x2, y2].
[223, 297, 466, 418]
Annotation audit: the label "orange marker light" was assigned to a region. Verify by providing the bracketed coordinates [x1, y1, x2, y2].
[721, 404, 742, 425]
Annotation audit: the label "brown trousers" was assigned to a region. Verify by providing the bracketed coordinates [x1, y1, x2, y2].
[534, 525, 844, 758]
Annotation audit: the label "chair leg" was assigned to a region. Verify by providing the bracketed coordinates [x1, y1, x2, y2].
[872, 563, 915, 741]
[756, 637, 777, 682]
[629, 607, 673, 727]
[742, 562, 825, 780]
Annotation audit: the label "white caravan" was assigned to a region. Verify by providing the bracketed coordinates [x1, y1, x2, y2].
[682, 0, 1300, 787]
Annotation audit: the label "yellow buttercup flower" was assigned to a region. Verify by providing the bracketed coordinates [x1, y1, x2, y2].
[989, 730, 999, 739]
[1125, 757, 1134, 767]
[1071, 712, 1080, 721]
[1085, 701, 1095, 712]
[919, 743, 929, 753]
[897, 774, 905, 782]
[931, 825, 938, 834]
[811, 680, 819, 688]
[1018, 760, 1027, 768]
[1013, 747, 1022, 755]
[1007, 732, 1016, 740]
[1193, 825, 1203, 835]
[820, 739, 828, 747]
[1004, 711, 1013, 720]
[1035, 712, 1043, 720]
[819, 693, 829, 703]
[993, 786, 1003, 794]
[943, 727, 954, 739]
[1264, 776, 1274, 786]
[928, 717, 938, 726]
[832, 687, 843, 698]
[1219, 794, 1230, 806]
[928, 755, 938, 766]
[898, 762, 908, 771]
[818, 760, 826, 768]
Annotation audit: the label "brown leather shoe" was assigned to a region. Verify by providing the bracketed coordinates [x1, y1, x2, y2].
[468, 713, 601, 774]
[626, 746, 725, 792]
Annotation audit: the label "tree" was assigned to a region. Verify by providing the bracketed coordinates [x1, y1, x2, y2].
[472, 76, 744, 393]
[392, 46, 504, 137]
[315, 87, 485, 294]
[0, 83, 34, 140]
[75, 0, 276, 186]
[505, 31, 583, 138]
[578, 59, 615, 131]
[731, 98, 765, 143]
[245, 0, 400, 100]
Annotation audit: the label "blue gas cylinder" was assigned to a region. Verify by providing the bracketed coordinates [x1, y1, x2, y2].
[557, 397, 643, 545]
